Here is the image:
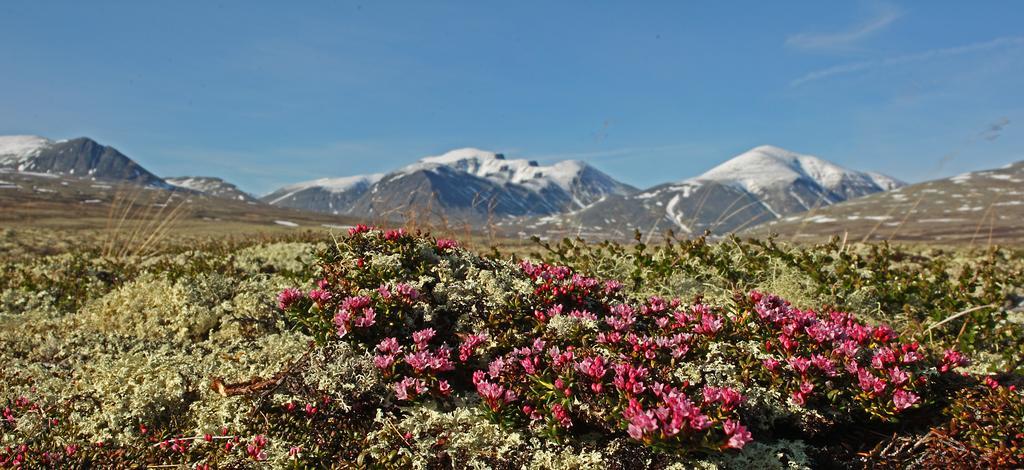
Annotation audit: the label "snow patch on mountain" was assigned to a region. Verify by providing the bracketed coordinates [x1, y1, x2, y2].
[0, 135, 53, 167]
[402, 148, 601, 194]
[272, 174, 385, 195]
[263, 173, 385, 206]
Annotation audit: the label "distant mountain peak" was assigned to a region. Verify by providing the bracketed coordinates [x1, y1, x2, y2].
[693, 145, 904, 202]
[0, 134, 168, 188]
[263, 147, 635, 220]
[166, 176, 257, 202]
[398, 148, 601, 195]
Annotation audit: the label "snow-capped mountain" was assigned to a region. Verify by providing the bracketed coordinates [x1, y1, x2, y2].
[695, 145, 903, 215]
[166, 176, 257, 202]
[0, 135, 168, 187]
[521, 145, 903, 239]
[263, 148, 636, 221]
[261, 174, 385, 214]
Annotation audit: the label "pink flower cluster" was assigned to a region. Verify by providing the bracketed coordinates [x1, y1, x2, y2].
[348, 224, 373, 236]
[748, 292, 960, 416]
[277, 288, 304, 310]
[376, 283, 420, 303]
[458, 333, 489, 362]
[436, 238, 459, 250]
[374, 329, 455, 401]
[246, 435, 268, 461]
[521, 261, 612, 309]
[383, 228, 407, 241]
[333, 296, 376, 338]
[473, 370, 518, 412]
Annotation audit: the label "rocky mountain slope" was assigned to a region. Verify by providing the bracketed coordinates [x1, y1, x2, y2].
[747, 160, 1024, 244]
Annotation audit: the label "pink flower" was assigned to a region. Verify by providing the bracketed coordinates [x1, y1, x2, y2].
[477, 380, 516, 411]
[791, 390, 806, 406]
[436, 238, 458, 250]
[612, 362, 648, 395]
[308, 288, 332, 307]
[550, 403, 573, 428]
[373, 354, 395, 371]
[892, 389, 919, 411]
[348, 224, 372, 236]
[340, 295, 371, 311]
[603, 280, 623, 295]
[576, 356, 608, 383]
[623, 399, 658, 440]
[704, 386, 744, 411]
[429, 347, 455, 372]
[458, 333, 488, 362]
[246, 435, 268, 461]
[548, 346, 575, 369]
[888, 367, 909, 386]
[376, 338, 402, 355]
[394, 377, 417, 400]
[940, 349, 969, 373]
[723, 419, 752, 449]
[404, 350, 432, 373]
[277, 288, 303, 310]
[857, 369, 887, 396]
[333, 310, 352, 338]
[412, 328, 436, 348]
[695, 313, 723, 335]
[395, 283, 420, 300]
[354, 308, 376, 328]
[384, 228, 407, 241]
[787, 356, 811, 375]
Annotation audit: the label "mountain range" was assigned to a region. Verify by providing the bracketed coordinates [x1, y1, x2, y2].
[4, 133, 968, 242]
[515, 145, 905, 239]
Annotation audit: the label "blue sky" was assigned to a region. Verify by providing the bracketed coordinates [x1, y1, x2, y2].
[1, 1, 1022, 195]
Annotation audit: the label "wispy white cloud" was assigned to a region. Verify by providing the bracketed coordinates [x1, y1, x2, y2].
[791, 36, 1024, 86]
[786, 4, 902, 51]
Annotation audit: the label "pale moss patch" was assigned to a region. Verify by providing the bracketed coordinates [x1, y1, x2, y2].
[754, 259, 821, 311]
[71, 348, 199, 445]
[234, 241, 323, 274]
[302, 341, 385, 411]
[545, 313, 598, 340]
[670, 439, 811, 469]
[365, 407, 527, 469]
[526, 443, 607, 469]
[78, 273, 228, 344]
